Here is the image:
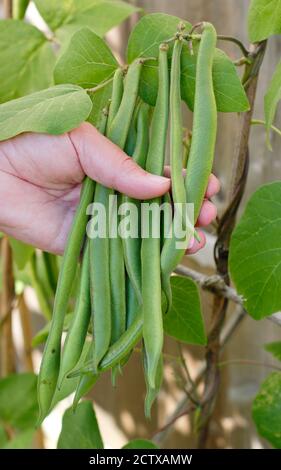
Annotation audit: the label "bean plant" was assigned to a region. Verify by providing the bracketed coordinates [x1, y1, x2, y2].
[0, 0, 281, 450]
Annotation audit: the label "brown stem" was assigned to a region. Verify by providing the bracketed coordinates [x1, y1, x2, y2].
[4, 0, 13, 17]
[197, 40, 267, 449]
[0, 237, 15, 376]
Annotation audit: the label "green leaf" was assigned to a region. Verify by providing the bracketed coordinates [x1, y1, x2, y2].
[248, 0, 281, 43]
[123, 439, 158, 449]
[265, 60, 281, 149]
[57, 400, 103, 449]
[264, 341, 281, 362]
[9, 238, 35, 271]
[0, 20, 55, 104]
[0, 373, 38, 429]
[127, 13, 249, 112]
[34, 0, 140, 40]
[164, 276, 206, 345]
[229, 182, 281, 319]
[181, 47, 250, 113]
[2, 429, 34, 449]
[0, 85, 92, 142]
[54, 27, 118, 88]
[127, 13, 190, 106]
[252, 372, 281, 448]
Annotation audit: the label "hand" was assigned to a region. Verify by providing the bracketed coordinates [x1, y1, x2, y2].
[0, 122, 219, 255]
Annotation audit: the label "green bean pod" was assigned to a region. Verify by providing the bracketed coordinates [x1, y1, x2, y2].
[185, 23, 217, 220]
[161, 23, 217, 281]
[122, 102, 150, 306]
[142, 44, 169, 390]
[72, 343, 99, 412]
[37, 110, 108, 423]
[106, 68, 124, 133]
[90, 183, 112, 372]
[161, 39, 187, 314]
[57, 242, 91, 390]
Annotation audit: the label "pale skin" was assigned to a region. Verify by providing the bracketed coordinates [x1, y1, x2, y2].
[0, 122, 220, 255]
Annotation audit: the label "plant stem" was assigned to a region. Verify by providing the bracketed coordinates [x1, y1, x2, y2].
[251, 119, 281, 138]
[216, 35, 249, 57]
[218, 358, 281, 372]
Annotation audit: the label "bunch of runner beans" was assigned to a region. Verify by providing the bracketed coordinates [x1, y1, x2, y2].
[37, 22, 218, 421]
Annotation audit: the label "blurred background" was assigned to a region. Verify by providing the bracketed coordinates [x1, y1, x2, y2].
[0, 0, 281, 449]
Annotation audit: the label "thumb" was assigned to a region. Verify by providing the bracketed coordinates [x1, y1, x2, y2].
[69, 122, 170, 199]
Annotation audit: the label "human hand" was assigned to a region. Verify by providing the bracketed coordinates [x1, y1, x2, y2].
[0, 122, 219, 254]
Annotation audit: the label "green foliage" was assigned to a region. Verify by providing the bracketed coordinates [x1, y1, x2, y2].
[123, 439, 158, 449]
[0, 373, 38, 430]
[264, 341, 281, 361]
[54, 28, 118, 88]
[34, 0, 140, 41]
[57, 400, 104, 449]
[164, 276, 206, 345]
[0, 85, 92, 142]
[127, 13, 249, 112]
[181, 47, 250, 113]
[229, 182, 281, 319]
[87, 82, 113, 128]
[248, 0, 281, 42]
[252, 372, 281, 448]
[265, 60, 281, 149]
[0, 20, 55, 104]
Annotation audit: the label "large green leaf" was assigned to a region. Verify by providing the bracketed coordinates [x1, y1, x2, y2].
[181, 47, 249, 113]
[123, 439, 158, 449]
[127, 13, 249, 112]
[9, 238, 35, 271]
[229, 182, 281, 320]
[54, 27, 118, 88]
[0, 20, 55, 104]
[34, 0, 140, 40]
[164, 276, 206, 345]
[0, 85, 92, 142]
[248, 0, 281, 43]
[265, 60, 281, 149]
[264, 341, 281, 362]
[252, 372, 281, 448]
[0, 373, 38, 429]
[57, 400, 103, 449]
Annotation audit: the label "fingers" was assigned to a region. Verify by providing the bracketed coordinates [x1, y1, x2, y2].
[186, 230, 206, 254]
[205, 173, 220, 198]
[70, 123, 170, 200]
[196, 199, 217, 227]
